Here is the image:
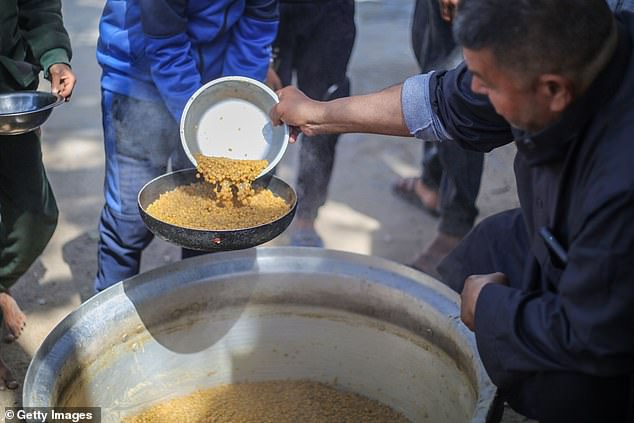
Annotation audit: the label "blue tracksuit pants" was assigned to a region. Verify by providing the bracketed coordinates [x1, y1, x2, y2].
[95, 89, 190, 291]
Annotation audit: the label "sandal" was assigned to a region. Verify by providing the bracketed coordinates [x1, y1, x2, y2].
[392, 177, 440, 217]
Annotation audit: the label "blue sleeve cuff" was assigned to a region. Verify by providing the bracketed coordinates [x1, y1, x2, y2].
[401, 73, 454, 142]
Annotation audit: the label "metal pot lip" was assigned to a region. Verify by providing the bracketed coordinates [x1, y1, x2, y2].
[0, 91, 64, 117]
[23, 247, 497, 420]
[137, 168, 297, 233]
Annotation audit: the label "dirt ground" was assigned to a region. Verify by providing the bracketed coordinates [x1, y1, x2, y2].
[1, 1, 533, 422]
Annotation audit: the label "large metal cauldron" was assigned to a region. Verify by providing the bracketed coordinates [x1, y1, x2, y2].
[24, 248, 499, 422]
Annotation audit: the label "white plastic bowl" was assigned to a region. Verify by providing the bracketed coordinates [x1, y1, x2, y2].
[180, 76, 289, 177]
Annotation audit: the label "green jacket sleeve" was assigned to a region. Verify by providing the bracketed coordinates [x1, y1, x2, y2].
[18, 0, 72, 78]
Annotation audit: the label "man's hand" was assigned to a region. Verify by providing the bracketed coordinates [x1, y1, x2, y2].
[49, 63, 76, 101]
[270, 86, 325, 142]
[439, 0, 459, 22]
[460, 272, 508, 331]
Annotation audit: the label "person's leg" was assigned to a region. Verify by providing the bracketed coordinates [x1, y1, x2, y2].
[437, 141, 483, 237]
[437, 208, 529, 292]
[272, 2, 299, 88]
[288, 0, 356, 246]
[412, 142, 484, 277]
[503, 371, 631, 423]
[409, 0, 484, 273]
[0, 129, 58, 389]
[394, 0, 450, 215]
[0, 129, 57, 340]
[421, 141, 442, 193]
[411, 0, 463, 74]
[95, 91, 179, 291]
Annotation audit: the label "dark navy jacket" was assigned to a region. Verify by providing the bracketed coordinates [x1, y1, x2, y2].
[431, 12, 634, 388]
[96, 0, 278, 121]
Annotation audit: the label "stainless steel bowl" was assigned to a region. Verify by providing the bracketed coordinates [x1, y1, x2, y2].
[0, 91, 64, 135]
[24, 248, 500, 423]
[180, 76, 289, 177]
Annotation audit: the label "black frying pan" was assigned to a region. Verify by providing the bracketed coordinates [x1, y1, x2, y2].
[138, 168, 297, 251]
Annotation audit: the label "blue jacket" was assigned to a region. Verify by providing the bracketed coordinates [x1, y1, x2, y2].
[96, 0, 278, 122]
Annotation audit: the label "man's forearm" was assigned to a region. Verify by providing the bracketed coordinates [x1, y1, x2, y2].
[317, 84, 411, 136]
[272, 83, 415, 138]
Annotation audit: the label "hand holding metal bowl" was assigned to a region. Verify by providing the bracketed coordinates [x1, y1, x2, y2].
[138, 77, 295, 252]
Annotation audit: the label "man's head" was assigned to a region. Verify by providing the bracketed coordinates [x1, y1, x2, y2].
[453, 0, 616, 132]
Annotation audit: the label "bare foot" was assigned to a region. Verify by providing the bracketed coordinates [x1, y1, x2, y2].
[0, 291, 26, 343]
[0, 354, 18, 390]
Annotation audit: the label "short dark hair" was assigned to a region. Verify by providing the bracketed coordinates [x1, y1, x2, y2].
[453, 0, 614, 79]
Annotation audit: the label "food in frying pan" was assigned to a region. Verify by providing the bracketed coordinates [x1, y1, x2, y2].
[145, 155, 289, 230]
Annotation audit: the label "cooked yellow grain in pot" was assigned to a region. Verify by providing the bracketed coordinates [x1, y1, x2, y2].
[123, 380, 411, 423]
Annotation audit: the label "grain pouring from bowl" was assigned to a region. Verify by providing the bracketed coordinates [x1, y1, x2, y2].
[145, 154, 290, 231]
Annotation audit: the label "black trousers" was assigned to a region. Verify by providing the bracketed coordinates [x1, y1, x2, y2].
[274, 0, 356, 220]
[412, 0, 484, 237]
[0, 129, 58, 291]
[503, 370, 632, 423]
[422, 141, 484, 237]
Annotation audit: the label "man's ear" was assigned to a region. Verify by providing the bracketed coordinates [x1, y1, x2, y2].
[537, 74, 574, 113]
